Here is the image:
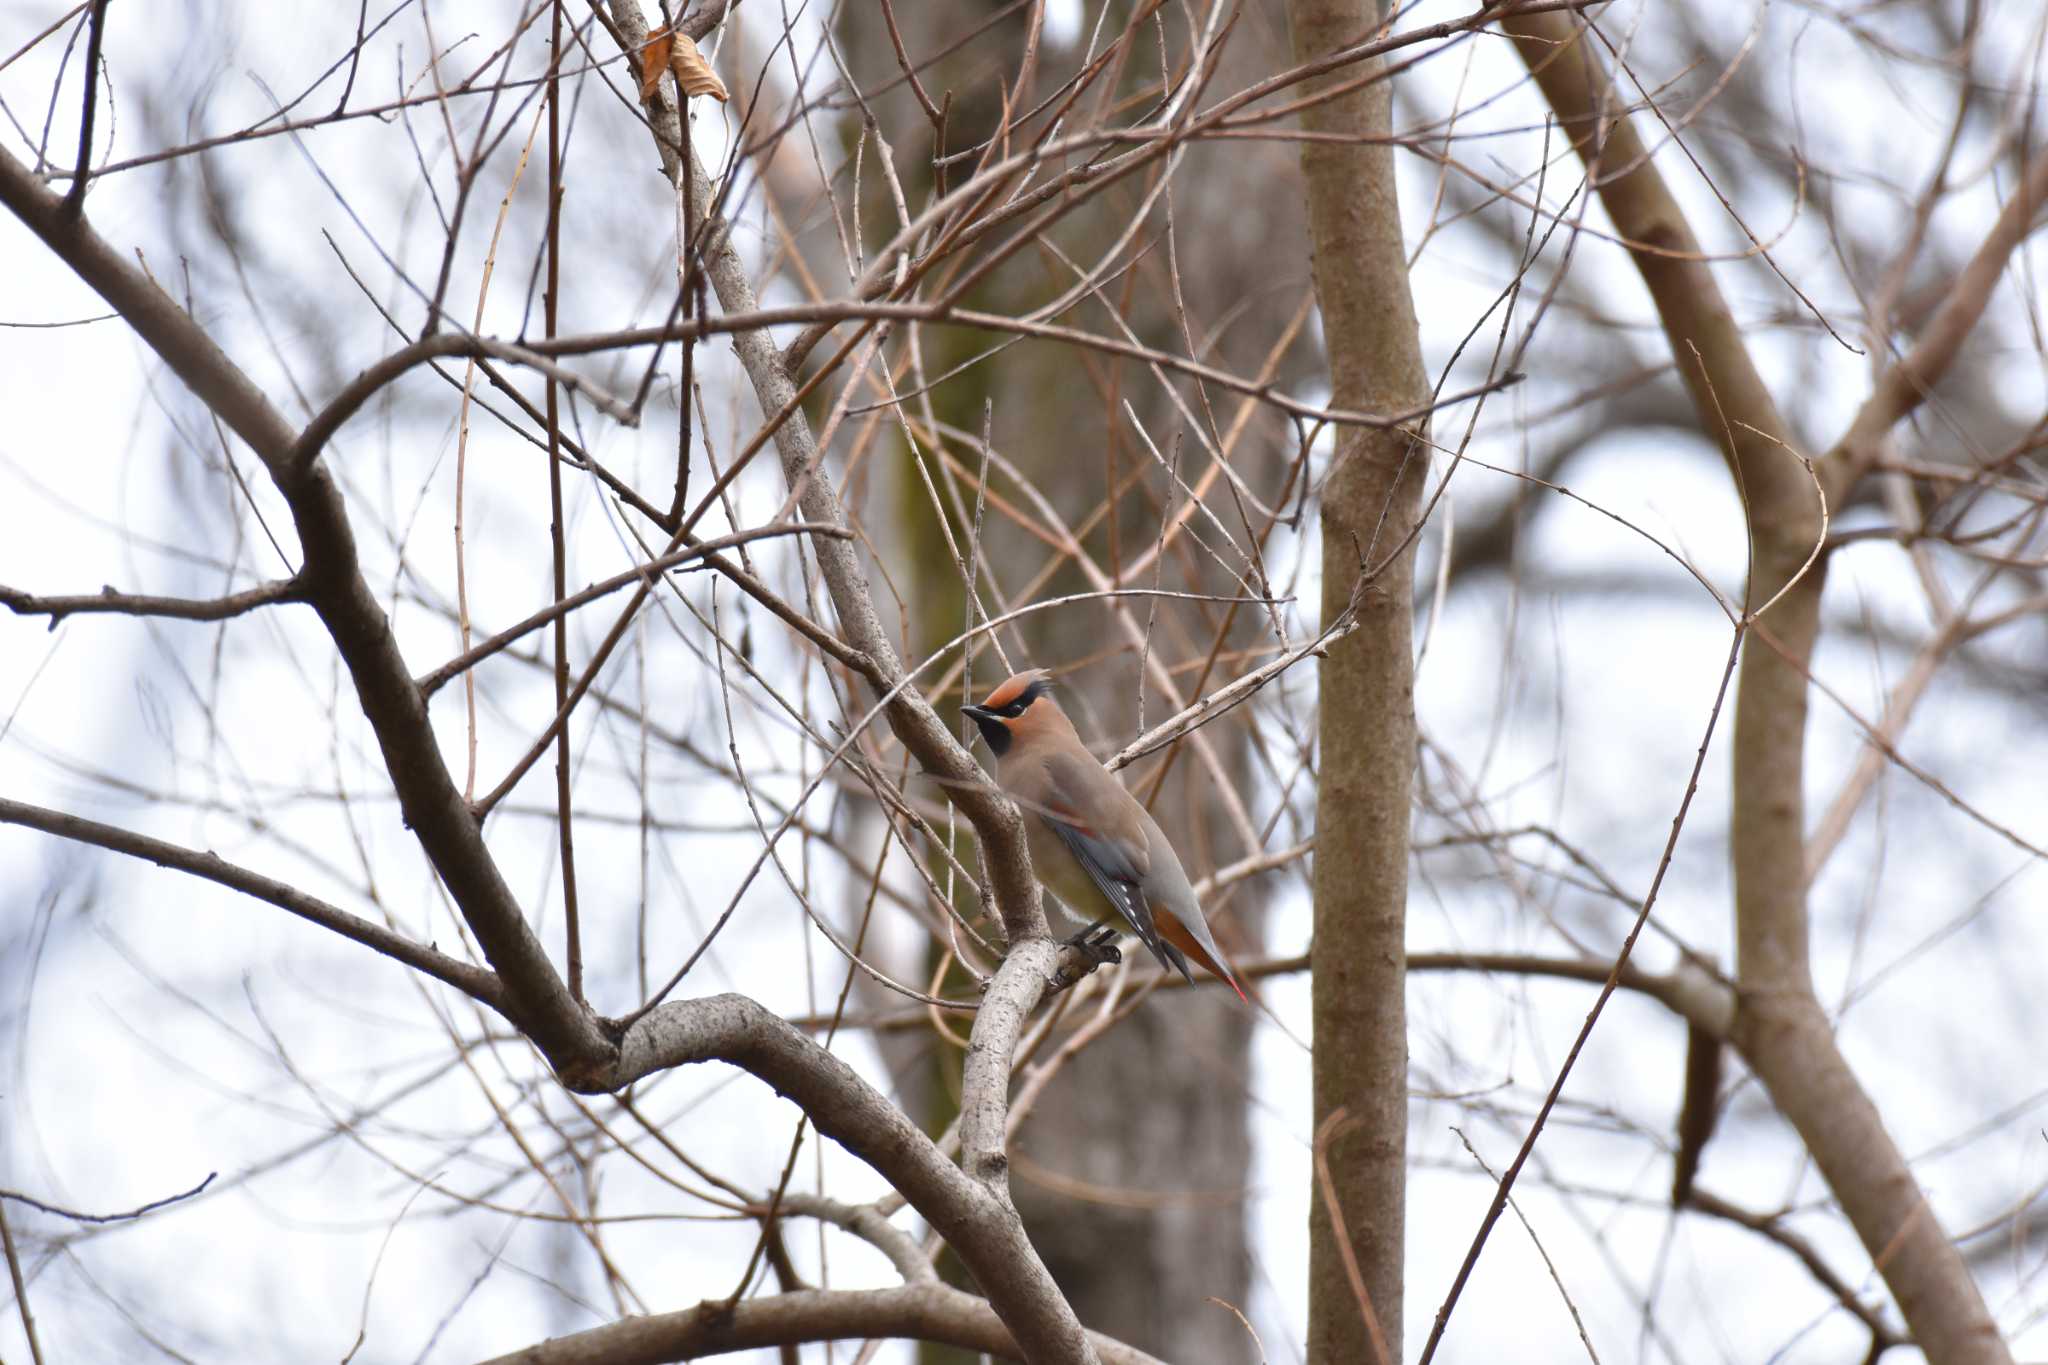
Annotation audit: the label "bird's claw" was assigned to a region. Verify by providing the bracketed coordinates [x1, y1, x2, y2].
[1063, 924, 1122, 967]
[1047, 926, 1123, 995]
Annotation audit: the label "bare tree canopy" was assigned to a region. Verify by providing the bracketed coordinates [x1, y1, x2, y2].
[1, 1, 2045, 1362]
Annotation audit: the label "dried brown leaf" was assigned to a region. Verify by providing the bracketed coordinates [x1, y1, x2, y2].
[636, 27, 675, 103]
[668, 31, 728, 103]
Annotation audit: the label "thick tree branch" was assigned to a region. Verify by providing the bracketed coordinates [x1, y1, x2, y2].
[600, 987, 1097, 1364]
[1830, 152, 2048, 486]
[770, 1192, 935, 1284]
[0, 797, 509, 1014]
[0, 143, 605, 1072]
[1408, 950, 1734, 1035]
[478, 1281, 1166, 1365]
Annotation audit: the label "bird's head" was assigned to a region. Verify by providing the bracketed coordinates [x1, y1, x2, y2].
[961, 668, 1059, 757]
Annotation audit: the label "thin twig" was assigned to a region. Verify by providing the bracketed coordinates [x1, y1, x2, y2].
[0, 1200, 45, 1365]
[56, 0, 108, 219]
[544, 0, 582, 1005]
[1, 1170, 215, 1224]
[1418, 624, 1746, 1363]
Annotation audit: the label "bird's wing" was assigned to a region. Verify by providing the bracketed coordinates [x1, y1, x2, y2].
[1036, 754, 1189, 983]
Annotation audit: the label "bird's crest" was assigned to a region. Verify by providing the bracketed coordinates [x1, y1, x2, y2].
[978, 668, 1053, 713]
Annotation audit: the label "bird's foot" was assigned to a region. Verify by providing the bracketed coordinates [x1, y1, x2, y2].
[1048, 925, 1122, 995]
[1063, 923, 1122, 966]
[1056, 925, 1122, 978]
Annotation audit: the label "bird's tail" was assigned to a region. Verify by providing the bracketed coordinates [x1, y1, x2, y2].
[1156, 913, 1248, 1003]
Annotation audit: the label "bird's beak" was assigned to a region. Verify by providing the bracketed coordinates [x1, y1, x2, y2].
[961, 703, 994, 723]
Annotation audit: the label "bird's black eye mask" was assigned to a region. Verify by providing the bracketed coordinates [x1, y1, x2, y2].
[993, 679, 1047, 718]
[962, 678, 1049, 755]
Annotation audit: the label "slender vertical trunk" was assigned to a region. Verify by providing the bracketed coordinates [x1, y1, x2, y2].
[1503, 12, 2011, 1361]
[1281, 1, 1431, 1359]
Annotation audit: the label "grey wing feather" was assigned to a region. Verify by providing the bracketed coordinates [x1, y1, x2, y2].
[1043, 818, 1189, 983]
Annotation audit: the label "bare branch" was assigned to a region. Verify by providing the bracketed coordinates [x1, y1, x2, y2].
[0, 1201, 42, 1365]
[413, 525, 851, 699]
[0, 797, 510, 1014]
[1504, 12, 2016, 1362]
[0, 575, 304, 626]
[769, 1192, 935, 1284]
[602, 986, 1097, 1364]
[55, 0, 107, 219]
[1103, 611, 1357, 772]
[1831, 152, 2048, 482]
[608, 0, 1047, 945]
[1684, 1188, 1907, 1353]
[1420, 627, 1744, 1364]
[1, 1170, 215, 1225]
[475, 1280, 1167, 1365]
[0, 141, 604, 1071]
[291, 329, 640, 474]
[604, 3, 1103, 1352]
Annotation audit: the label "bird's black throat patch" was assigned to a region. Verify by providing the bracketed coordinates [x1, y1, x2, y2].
[963, 676, 1049, 755]
[967, 710, 1013, 755]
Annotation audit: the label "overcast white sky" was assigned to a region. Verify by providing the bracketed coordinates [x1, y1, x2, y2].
[4, 1, 2048, 1361]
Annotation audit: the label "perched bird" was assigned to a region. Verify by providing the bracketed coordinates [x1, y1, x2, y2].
[962, 668, 1246, 1001]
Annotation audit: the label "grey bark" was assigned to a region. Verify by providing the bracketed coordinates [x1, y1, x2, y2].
[1279, 0, 1433, 1359]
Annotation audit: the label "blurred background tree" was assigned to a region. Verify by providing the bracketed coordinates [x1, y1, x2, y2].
[1, 1, 2044, 1362]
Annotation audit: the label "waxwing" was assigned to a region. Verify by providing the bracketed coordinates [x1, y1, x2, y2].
[963, 669, 1245, 1000]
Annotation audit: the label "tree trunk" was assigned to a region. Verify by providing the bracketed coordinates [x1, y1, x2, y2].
[1282, 1, 1432, 1360]
[1502, 11, 2013, 1361]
